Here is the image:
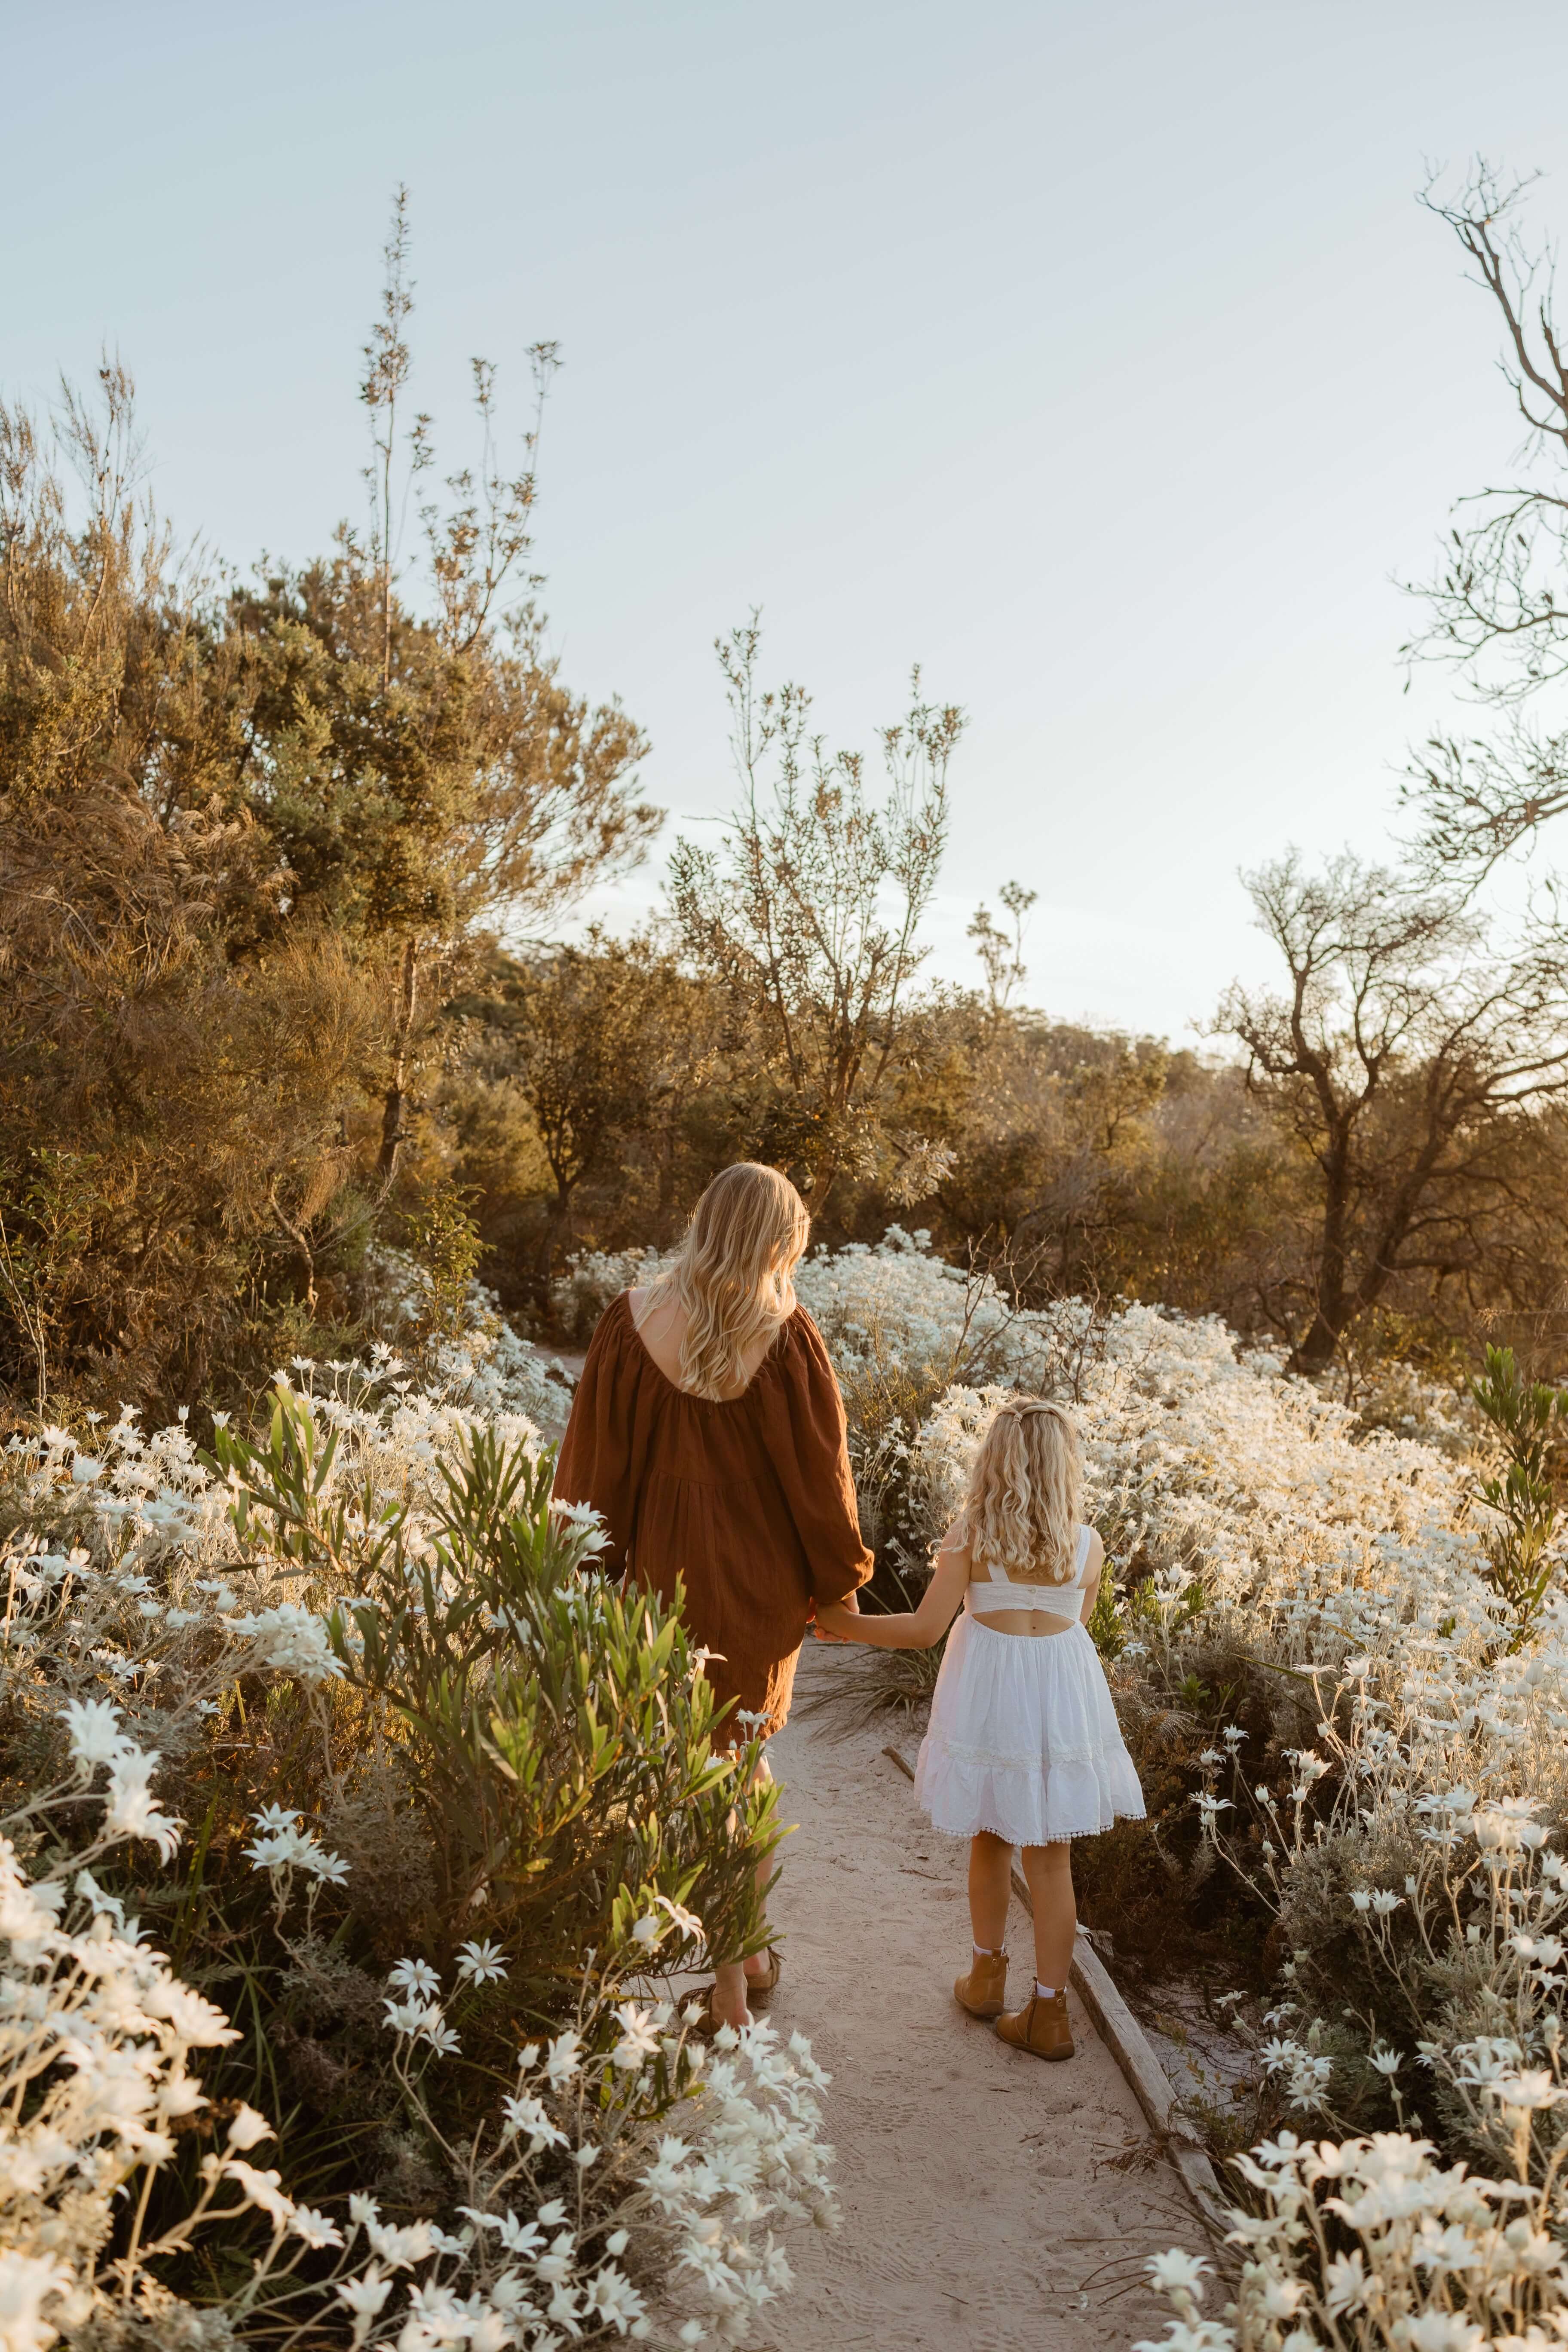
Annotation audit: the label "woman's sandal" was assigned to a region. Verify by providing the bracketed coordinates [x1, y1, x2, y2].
[683, 1989, 726, 2041]
[683, 1988, 750, 2041]
[742, 1945, 783, 2008]
[682, 1947, 781, 2039]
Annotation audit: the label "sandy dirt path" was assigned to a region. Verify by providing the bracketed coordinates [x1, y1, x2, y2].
[752, 1645, 1202, 2352]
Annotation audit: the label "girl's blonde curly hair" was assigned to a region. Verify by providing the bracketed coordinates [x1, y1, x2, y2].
[958, 1397, 1084, 1583]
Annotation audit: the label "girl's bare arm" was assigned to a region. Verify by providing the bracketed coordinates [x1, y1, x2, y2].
[1081, 1529, 1105, 1620]
[816, 1527, 971, 1651]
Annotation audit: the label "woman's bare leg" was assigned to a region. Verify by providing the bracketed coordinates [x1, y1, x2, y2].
[743, 1844, 776, 1982]
[1018, 1841, 1076, 1987]
[741, 1749, 775, 1981]
[711, 1751, 774, 2026]
[710, 1958, 750, 2026]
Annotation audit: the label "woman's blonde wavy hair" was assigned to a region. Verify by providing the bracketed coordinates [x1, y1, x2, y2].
[645, 1163, 811, 1401]
[959, 1398, 1084, 1583]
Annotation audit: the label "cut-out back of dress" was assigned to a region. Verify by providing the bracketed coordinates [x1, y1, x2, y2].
[965, 1524, 1093, 1627]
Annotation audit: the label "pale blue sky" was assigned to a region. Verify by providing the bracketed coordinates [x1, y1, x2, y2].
[5, 0, 1567, 1034]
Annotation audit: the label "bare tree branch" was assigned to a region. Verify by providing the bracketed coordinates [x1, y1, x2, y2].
[1217, 848, 1568, 1371]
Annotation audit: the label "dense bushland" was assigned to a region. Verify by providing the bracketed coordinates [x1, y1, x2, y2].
[0, 291, 654, 1426]
[0, 1321, 828, 2347]
[15, 217, 1568, 1427]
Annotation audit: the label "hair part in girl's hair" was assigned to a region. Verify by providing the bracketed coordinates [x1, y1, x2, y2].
[959, 1399, 1084, 1584]
[646, 1162, 811, 1400]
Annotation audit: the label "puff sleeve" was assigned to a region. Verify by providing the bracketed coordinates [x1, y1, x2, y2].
[760, 1310, 874, 1606]
[551, 1296, 654, 1576]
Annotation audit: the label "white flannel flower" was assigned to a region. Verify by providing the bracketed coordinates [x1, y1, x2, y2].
[225, 1602, 343, 1681]
[288, 2205, 344, 2249]
[612, 2002, 663, 2071]
[335, 2268, 393, 2343]
[546, 2283, 583, 2328]
[1145, 2248, 1211, 2297]
[1489, 2070, 1566, 2113]
[500, 2093, 567, 2154]
[1400, 2318, 1488, 2352]
[388, 1957, 441, 2001]
[1324, 2249, 1369, 2314]
[535, 2228, 578, 2287]
[643, 2134, 692, 2211]
[60, 1696, 131, 1770]
[0, 2252, 72, 2352]
[363, 2218, 435, 2269]
[104, 1748, 182, 1860]
[225, 2103, 274, 2150]
[543, 2027, 584, 2088]
[655, 1893, 704, 1941]
[454, 1937, 508, 1985]
[381, 1999, 429, 2038]
[222, 2159, 295, 2229]
[496, 2211, 545, 2255]
[584, 2263, 647, 2329]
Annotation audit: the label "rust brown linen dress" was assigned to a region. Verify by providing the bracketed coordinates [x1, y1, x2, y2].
[551, 1292, 873, 1740]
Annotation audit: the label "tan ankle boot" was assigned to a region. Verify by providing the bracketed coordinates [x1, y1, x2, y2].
[995, 1990, 1075, 2061]
[953, 1948, 1008, 2020]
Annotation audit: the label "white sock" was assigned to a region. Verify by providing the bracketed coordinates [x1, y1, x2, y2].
[1035, 1981, 1058, 2000]
[972, 1945, 1003, 1958]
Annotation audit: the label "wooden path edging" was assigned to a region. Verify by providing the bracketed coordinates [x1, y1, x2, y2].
[881, 1743, 1234, 2252]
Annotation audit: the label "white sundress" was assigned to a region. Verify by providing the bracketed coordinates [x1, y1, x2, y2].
[913, 1526, 1146, 1847]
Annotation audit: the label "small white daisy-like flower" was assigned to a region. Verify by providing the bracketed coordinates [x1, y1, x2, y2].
[289, 2205, 344, 2249]
[226, 2104, 274, 2150]
[388, 1957, 441, 2000]
[455, 1937, 508, 1985]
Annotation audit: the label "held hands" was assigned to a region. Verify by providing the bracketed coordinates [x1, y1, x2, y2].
[813, 1595, 862, 1643]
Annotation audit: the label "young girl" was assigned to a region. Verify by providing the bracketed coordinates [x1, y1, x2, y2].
[817, 1399, 1144, 2060]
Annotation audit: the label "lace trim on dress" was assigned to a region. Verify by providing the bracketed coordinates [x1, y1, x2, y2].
[916, 1803, 1147, 1844]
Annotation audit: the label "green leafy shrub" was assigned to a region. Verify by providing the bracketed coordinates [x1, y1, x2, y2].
[1470, 1342, 1568, 1646]
[0, 1365, 805, 2341]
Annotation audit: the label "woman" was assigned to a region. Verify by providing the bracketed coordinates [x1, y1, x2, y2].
[552, 1162, 872, 2027]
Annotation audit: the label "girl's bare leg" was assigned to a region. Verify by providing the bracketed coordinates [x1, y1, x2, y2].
[1019, 1840, 1076, 1987]
[968, 1829, 1014, 1953]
